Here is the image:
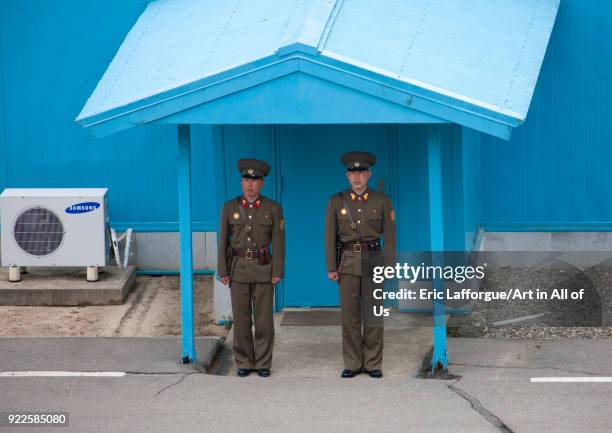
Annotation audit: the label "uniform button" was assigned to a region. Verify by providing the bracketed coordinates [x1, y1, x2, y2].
[247, 237, 251, 241]
[249, 204, 253, 208]
[248, 215, 252, 219]
[357, 209, 362, 212]
[357, 220, 361, 224]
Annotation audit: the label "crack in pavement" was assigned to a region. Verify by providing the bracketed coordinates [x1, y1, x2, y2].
[153, 373, 191, 397]
[449, 362, 607, 376]
[447, 378, 514, 433]
[115, 372, 203, 396]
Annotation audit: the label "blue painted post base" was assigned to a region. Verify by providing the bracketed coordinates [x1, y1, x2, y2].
[414, 347, 460, 380]
[418, 369, 461, 380]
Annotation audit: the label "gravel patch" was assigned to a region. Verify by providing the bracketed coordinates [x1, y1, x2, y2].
[448, 265, 612, 339]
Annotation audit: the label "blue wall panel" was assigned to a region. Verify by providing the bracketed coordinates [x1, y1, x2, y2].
[481, 0, 612, 228]
[0, 19, 6, 192]
[0, 0, 609, 236]
[0, 0, 219, 231]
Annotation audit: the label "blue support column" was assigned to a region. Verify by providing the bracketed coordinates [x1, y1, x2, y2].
[427, 125, 448, 372]
[178, 124, 196, 364]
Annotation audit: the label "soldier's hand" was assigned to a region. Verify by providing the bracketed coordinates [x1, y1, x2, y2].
[271, 277, 281, 285]
[327, 271, 339, 281]
[220, 276, 231, 286]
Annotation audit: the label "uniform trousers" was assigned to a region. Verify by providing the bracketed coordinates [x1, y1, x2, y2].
[229, 281, 275, 369]
[338, 273, 384, 371]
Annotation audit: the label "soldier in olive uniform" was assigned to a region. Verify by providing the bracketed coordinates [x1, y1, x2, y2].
[217, 159, 285, 377]
[325, 151, 396, 378]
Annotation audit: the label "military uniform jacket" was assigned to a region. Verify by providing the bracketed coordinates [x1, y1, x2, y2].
[325, 188, 396, 276]
[217, 195, 285, 283]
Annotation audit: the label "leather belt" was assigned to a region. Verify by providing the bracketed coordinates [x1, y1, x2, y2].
[341, 239, 381, 253]
[233, 245, 270, 260]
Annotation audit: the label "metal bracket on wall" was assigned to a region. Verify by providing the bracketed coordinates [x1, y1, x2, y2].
[109, 227, 133, 268]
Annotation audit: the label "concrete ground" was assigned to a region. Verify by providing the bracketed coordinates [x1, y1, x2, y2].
[1, 321, 611, 432]
[447, 338, 612, 433]
[0, 337, 221, 373]
[214, 310, 433, 378]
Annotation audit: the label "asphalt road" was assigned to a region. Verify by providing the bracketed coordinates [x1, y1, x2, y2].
[1, 337, 611, 433]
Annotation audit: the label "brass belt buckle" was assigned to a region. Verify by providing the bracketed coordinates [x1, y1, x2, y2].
[245, 249, 253, 260]
[353, 243, 362, 253]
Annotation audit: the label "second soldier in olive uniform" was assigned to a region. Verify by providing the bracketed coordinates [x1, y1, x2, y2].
[325, 151, 396, 378]
[217, 159, 285, 377]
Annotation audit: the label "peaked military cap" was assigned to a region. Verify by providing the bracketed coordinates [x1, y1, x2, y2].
[237, 158, 271, 179]
[341, 151, 376, 171]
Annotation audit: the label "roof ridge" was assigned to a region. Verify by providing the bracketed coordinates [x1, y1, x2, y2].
[316, 0, 344, 51]
[277, 0, 337, 55]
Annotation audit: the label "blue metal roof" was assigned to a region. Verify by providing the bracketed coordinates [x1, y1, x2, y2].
[77, 0, 559, 139]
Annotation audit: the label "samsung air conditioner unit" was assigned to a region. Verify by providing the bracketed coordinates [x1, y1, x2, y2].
[0, 188, 109, 281]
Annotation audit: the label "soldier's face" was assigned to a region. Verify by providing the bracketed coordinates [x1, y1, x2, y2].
[242, 177, 264, 197]
[346, 169, 371, 191]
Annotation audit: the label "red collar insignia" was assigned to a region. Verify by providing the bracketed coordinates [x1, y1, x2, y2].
[240, 198, 262, 208]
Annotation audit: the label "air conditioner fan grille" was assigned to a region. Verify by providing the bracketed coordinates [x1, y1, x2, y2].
[13, 207, 64, 256]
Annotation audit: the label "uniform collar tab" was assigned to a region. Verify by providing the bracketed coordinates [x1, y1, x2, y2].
[349, 189, 369, 201]
[240, 195, 262, 208]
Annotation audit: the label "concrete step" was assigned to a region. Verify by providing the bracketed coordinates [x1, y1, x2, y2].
[0, 266, 136, 306]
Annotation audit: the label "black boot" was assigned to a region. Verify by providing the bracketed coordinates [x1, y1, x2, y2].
[364, 369, 383, 378]
[256, 368, 271, 377]
[237, 368, 252, 377]
[341, 369, 361, 378]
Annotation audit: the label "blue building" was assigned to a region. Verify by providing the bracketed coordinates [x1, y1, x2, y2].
[1, 0, 610, 365]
